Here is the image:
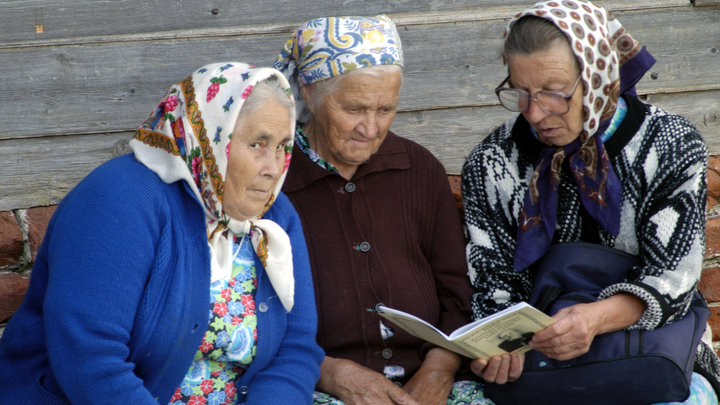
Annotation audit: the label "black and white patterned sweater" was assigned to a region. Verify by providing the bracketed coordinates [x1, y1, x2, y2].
[462, 95, 720, 388]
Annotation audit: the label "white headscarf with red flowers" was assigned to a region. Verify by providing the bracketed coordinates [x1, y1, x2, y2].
[129, 62, 297, 311]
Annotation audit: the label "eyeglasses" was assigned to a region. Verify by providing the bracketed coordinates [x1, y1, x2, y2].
[494, 75, 582, 115]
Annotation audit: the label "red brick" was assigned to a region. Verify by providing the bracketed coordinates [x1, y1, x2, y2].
[700, 267, 720, 302]
[26, 205, 56, 261]
[448, 175, 463, 213]
[706, 217, 720, 258]
[708, 196, 719, 212]
[708, 155, 720, 173]
[0, 212, 23, 267]
[709, 306, 720, 342]
[0, 273, 29, 322]
[708, 165, 720, 201]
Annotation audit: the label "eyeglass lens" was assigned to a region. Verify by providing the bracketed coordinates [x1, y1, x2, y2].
[498, 90, 569, 115]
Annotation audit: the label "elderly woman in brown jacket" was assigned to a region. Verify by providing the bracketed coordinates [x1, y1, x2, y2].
[274, 15, 489, 405]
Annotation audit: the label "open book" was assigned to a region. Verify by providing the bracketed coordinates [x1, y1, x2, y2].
[375, 302, 555, 359]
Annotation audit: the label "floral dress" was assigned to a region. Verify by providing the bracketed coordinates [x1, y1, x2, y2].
[169, 234, 258, 405]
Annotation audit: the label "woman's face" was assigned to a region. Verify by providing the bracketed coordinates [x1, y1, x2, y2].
[508, 40, 584, 147]
[302, 70, 402, 177]
[224, 99, 291, 220]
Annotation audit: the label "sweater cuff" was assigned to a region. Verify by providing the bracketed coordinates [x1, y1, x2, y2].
[598, 282, 663, 329]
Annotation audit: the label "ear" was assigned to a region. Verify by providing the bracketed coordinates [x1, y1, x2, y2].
[300, 84, 314, 112]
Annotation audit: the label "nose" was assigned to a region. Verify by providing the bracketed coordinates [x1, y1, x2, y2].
[261, 150, 283, 178]
[358, 112, 379, 139]
[524, 99, 550, 124]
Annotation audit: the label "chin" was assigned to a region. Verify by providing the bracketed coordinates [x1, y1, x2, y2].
[540, 136, 576, 147]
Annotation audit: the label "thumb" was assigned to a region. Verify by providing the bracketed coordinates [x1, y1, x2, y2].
[470, 358, 488, 376]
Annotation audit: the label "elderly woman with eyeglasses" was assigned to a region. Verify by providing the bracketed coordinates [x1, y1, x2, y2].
[462, 1, 720, 403]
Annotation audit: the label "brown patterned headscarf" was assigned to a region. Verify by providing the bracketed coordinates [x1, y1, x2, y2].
[510, 1, 653, 270]
[505, 0, 643, 138]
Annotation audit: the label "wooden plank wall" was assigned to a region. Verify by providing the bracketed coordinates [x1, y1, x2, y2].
[1, 0, 719, 211]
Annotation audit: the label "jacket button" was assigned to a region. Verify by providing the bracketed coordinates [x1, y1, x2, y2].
[359, 241, 371, 252]
[381, 348, 393, 359]
[344, 182, 356, 193]
[259, 302, 269, 312]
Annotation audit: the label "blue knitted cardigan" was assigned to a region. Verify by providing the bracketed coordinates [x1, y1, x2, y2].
[0, 154, 323, 404]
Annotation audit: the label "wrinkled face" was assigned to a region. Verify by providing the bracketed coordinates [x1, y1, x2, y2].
[508, 40, 584, 147]
[303, 70, 402, 177]
[224, 99, 291, 220]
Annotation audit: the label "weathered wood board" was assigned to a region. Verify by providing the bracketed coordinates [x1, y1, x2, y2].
[4, 88, 718, 210]
[0, 0, 688, 46]
[0, 0, 718, 210]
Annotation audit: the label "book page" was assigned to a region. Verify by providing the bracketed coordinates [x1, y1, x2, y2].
[449, 302, 549, 338]
[374, 306, 478, 358]
[376, 302, 554, 359]
[450, 305, 554, 359]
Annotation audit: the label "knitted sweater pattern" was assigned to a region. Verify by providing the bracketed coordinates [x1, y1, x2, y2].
[462, 97, 720, 387]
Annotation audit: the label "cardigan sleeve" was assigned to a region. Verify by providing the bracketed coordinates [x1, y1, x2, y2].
[598, 112, 708, 329]
[461, 125, 534, 320]
[41, 162, 166, 404]
[245, 194, 324, 404]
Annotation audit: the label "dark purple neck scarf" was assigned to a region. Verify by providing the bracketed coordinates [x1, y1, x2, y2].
[514, 133, 622, 271]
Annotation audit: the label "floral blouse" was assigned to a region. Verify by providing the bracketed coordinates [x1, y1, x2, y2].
[169, 234, 259, 405]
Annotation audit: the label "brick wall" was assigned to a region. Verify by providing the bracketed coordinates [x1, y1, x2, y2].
[0, 206, 56, 335]
[3, 160, 720, 351]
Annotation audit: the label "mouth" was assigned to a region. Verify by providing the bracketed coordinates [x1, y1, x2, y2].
[248, 188, 272, 196]
[538, 127, 559, 138]
[350, 137, 373, 145]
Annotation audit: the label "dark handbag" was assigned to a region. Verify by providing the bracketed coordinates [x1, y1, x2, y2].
[485, 242, 710, 405]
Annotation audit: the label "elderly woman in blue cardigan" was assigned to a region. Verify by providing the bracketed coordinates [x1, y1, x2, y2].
[0, 62, 324, 404]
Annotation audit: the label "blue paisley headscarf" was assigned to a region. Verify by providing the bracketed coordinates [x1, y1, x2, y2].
[273, 14, 403, 121]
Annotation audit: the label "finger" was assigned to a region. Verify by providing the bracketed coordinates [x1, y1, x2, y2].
[481, 356, 502, 383]
[508, 352, 524, 381]
[493, 355, 513, 384]
[536, 337, 592, 361]
[545, 347, 586, 361]
[469, 358, 488, 377]
[532, 315, 574, 343]
[531, 333, 574, 351]
[387, 384, 420, 405]
[533, 338, 577, 354]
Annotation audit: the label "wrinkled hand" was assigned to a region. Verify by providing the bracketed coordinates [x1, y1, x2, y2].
[529, 294, 645, 361]
[403, 348, 461, 405]
[529, 303, 599, 360]
[318, 356, 420, 405]
[470, 352, 524, 384]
